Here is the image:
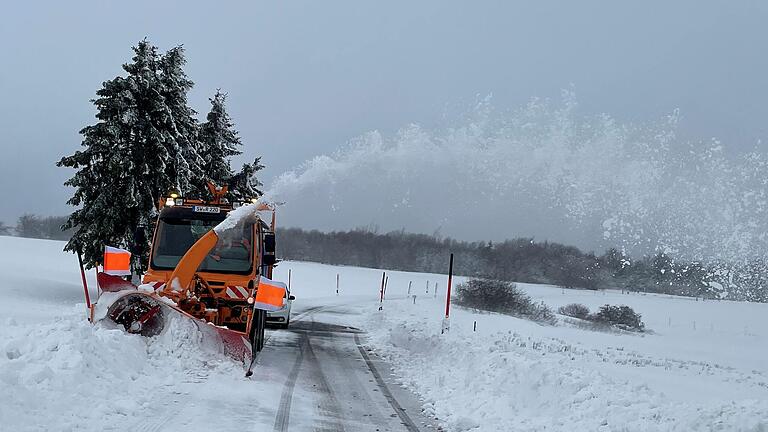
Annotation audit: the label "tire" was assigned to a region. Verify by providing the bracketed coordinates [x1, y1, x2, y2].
[279, 318, 290, 329]
[250, 309, 267, 353]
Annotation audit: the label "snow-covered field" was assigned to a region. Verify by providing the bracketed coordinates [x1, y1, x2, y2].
[1, 236, 767, 431]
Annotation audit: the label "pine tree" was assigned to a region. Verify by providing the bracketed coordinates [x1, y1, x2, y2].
[0, 221, 10, 236]
[197, 90, 264, 200]
[58, 40, 202, 269]
[197, 91, 241, 192]
[158, 46, 203, 195]
[228, 157, 265, 200]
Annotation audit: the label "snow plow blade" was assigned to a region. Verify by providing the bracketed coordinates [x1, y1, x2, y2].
[98, 287, 252, 365]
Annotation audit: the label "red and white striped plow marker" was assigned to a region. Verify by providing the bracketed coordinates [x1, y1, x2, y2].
[103, 246, 131, 276]
[252, 277, 287, 311]
[226, 285, 250, 299]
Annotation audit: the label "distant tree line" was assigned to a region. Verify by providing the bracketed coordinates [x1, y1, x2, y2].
[0, 215, 73, 240]
[276, 227, 768, 303]
[8, 218, 764, 303]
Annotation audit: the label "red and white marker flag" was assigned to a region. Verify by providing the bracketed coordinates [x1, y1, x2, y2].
[103, 246, 131, 276]
[253, 277, 287, 311]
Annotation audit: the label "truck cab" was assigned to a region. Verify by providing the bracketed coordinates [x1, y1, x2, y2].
[142, 192, 277, 335]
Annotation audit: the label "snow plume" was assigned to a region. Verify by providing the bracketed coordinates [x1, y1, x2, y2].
[269, 93, 768, 263]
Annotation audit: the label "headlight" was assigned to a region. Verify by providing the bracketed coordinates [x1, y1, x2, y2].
[165, 197, 175, 207]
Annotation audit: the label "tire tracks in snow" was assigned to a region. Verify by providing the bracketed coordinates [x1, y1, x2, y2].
[268, 304, 333, 432]
[354, 333, 421, 432]
[269, 304, 427, 431]
[272, 336, 306, 432]
[300, 318, 346, 432]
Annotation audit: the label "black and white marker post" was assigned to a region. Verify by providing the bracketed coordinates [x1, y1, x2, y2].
[441, 253, 454, 334]
[378, 271, 386, 311]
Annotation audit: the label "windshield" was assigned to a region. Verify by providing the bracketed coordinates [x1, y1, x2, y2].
[152, 217, 253, 274]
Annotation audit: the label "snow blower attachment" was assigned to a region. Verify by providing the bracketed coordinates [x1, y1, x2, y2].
[82, 184, 286, 369]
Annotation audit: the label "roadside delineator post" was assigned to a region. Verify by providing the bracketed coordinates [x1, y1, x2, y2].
[336, 273, 339, 296]
[379, 271, 386, 311]
[288, 269, 292, 290]
[441, 253, 454, 334]
[407, 280, 412, 295]
[76, 247, 92, 321]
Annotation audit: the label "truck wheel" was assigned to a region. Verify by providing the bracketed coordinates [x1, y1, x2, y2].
[250, 310, 267, 353]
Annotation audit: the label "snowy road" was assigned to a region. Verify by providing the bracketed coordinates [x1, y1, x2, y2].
[249, 305, 433, 432]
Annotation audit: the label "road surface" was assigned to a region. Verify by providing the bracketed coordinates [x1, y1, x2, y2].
[250, 305, 436, 431]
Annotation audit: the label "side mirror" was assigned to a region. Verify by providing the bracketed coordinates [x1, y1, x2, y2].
[262, 254, 276, 266]
[131, 225, 147, 255]
[263, 233, 276, 253]
[288, 295, 296, 301]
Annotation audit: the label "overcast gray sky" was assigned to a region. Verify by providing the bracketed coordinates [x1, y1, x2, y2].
[2, 0, 767, 232]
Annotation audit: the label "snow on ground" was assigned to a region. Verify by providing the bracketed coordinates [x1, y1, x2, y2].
[1, 236, 767, 431]
[274, 264, 768, 431]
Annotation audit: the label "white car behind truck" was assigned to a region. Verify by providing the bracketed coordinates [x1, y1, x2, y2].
[266, 290, 294, 328]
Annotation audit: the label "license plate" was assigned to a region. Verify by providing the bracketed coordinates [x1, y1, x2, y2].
[193, 205, 221, 214]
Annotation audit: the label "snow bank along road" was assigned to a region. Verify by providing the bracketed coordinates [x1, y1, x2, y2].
[2, 236, 768, 431]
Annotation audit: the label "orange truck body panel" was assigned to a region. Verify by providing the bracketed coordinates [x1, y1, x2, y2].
[164, 230, 220, 298]
[141, 196, 280, 337]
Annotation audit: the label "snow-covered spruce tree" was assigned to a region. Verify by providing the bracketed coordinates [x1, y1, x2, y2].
[157, 46, 203, 195]
[196, 90, 264, 200]
[228, 157, 265, 201]
[58, 40, 202, 270]
[197, 91, 240, 190]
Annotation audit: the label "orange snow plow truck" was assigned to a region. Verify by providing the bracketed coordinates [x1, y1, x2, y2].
[90, 184, 289, 371]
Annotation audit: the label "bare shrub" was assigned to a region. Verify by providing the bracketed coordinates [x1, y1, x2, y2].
[455, 278, 557, 325]
[530, 301, 558, 325]
[557, 303, 591, 319]
[591, 305, 645, 331]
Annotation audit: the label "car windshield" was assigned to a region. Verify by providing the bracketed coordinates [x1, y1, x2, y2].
[152, 217, 253, 274]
